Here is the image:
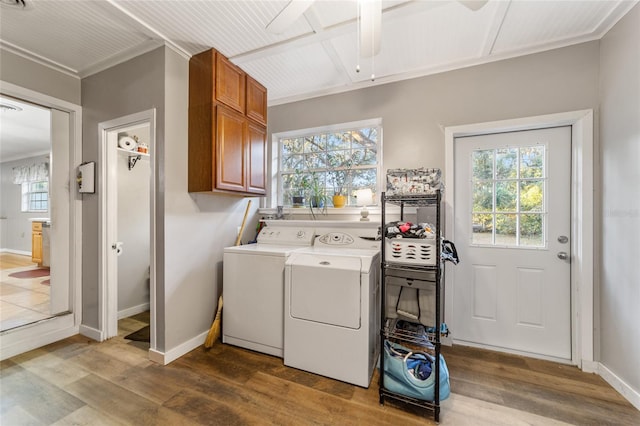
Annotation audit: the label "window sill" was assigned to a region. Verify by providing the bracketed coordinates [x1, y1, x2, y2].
[258, 207, 382, 217]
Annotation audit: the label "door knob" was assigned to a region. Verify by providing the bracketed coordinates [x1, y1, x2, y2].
[557, 252, 568, 260]
[558, 235, 568, 244]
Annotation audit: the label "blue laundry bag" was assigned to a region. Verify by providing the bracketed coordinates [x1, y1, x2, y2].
[383, 340, 450, 401]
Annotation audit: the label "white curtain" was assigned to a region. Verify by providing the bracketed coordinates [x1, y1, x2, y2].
[12, 162, 49, 184]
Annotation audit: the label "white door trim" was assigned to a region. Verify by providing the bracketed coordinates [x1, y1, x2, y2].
[444, 109, 594, 369]
[0, 81, 82, 360]
[98, 110, 156, 352]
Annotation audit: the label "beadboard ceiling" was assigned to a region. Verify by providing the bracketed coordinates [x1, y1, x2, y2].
[0, 0, 636, 107]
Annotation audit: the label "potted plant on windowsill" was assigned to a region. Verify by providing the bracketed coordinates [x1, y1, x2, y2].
[328, 155, 355, 208]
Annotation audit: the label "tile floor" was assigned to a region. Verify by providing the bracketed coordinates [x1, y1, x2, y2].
[0, 255, 51, 331]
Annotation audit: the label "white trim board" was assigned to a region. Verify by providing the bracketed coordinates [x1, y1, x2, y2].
[79, 324, 103, 342]
[444, 109, 595, 368]
[0, 314, 78, 360]
[118, 303, 150, 320]
[599, 363, 640, 411]
[0, 249, 31, 256]
[148, 330, 208, 365]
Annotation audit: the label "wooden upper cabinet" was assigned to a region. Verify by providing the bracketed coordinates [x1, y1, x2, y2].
[247, 122, 267, 195]
[216, 106, 246, 192]
[246, 76, 267, 125]
[216, 53, 246, 114]
[188, 47, 267, 195]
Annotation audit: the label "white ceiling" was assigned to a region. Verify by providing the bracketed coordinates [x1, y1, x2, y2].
[0, 0, 636, 161]
[0, 95, 50, 163]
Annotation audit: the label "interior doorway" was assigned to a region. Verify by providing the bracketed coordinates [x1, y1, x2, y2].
[99, 110, 156, 354]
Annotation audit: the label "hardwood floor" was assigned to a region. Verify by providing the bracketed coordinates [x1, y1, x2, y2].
[1, 313, 638, 425]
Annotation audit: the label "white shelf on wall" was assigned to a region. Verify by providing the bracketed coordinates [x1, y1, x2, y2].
[117, 147, 149, 157]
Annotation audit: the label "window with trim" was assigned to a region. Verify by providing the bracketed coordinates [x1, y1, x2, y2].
[275, 119, 382, 207]
[21, 181, 49, 212]
[471, 145, 545, 247]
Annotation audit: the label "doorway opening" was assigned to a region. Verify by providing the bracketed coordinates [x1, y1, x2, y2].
[98, 110, 156, 355]
[0, 81, 82, 360]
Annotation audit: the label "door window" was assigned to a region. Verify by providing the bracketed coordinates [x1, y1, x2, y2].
[471, 145, 545, 247]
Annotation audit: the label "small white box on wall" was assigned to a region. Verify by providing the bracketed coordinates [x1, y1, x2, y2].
[77, 162, 95, 193]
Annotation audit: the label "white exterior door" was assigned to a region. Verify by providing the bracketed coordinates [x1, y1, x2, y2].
[452, 126, 571, 360]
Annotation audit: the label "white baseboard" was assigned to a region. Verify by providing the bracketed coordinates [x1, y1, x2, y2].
[79, 324, 103, 342]
[581, 359, 599, 374]
[117, 303, 150, 320]
[0, 248, 32, 256]
[0, 314, 78, 360]
[598, 362, 640, 411]
[147, 330, 208, 365]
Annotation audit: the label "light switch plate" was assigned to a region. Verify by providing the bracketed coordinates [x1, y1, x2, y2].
[78, 161, 95, 193]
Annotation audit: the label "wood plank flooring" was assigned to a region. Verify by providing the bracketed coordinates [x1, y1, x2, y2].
[1, 313, 638, 425]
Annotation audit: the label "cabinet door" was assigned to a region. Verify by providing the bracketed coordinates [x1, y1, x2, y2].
[32, 231, 42, 264]
[216, 105, 246, 192]
[216, 53, 246, 114]
[246, 76, 267, 125]
[247, 122, 267, 195]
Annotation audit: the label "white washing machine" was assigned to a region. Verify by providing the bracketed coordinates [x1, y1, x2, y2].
[284, 226, 380, 387]
[223, 226, 314, 357]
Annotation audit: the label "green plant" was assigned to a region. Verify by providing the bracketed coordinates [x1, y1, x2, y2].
[302, 172, 327, 210]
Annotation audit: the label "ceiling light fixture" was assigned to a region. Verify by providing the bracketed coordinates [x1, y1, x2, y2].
[356, 0, 381, 82]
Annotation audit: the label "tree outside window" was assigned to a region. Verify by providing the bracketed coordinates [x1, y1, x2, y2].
[278, 121, 381, 207]
[471, 146, 545, 247]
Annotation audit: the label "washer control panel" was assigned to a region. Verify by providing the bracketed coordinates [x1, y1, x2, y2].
[257, 227, 315, 246]
[317, 232, 355, 246]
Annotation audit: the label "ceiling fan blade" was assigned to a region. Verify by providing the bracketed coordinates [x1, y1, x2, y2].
[458, 0, 489, 11]
[266, 0, 315, 34]
[360, 0, 381, 58]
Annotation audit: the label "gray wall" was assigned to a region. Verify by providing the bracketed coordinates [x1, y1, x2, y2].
[81, 47, 165, 341]
[0, 50, 81, 105]
[80, 46, 260, 353]
[161, 47, 262, 350]
[0, 156, 50, 253]
[599, 4, 640, 395]
[269, 42, 600, 173]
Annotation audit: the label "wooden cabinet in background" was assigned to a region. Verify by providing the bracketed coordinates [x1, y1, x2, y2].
[246, 76, 267, 126]
[32, 222, 42, 266]
[188, 48, 267, 196]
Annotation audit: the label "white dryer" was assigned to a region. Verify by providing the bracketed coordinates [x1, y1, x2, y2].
[223, 226, 314, 357]
[284, 226, 380, 387]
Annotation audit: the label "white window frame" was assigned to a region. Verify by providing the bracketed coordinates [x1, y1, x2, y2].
[270, 118, 383, 209]
[21, 180, 49, 212]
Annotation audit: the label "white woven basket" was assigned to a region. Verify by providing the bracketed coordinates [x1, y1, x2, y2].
[385, 238, 437, 265]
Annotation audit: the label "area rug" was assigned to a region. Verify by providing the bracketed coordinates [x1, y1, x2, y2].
[9, 267, 50, 279]
[124, 325, 150, 342]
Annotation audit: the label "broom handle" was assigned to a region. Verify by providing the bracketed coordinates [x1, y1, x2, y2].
[235, 200, 252, 246]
